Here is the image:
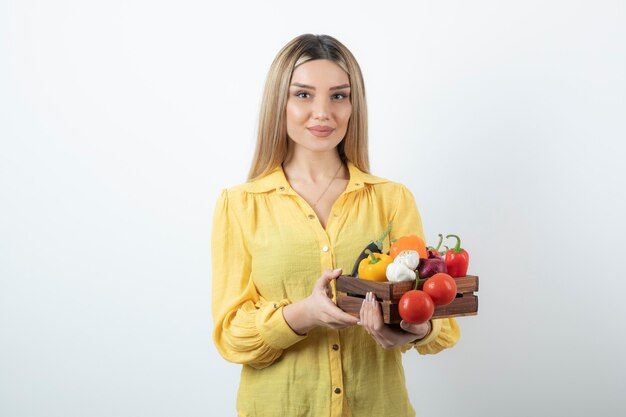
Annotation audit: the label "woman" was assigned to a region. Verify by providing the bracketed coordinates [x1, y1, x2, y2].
[212, 34, 460, 417]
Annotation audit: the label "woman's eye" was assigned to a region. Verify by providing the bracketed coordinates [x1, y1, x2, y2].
[332, 93, 349, 101]
[295, 91, 310, 99]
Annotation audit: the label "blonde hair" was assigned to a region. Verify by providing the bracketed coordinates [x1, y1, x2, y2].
[248, 34, 370, 181]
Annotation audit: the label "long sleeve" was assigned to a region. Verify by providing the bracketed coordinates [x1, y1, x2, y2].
[413, 316, 460, 354]
[389, 183, 426, 242]
[390, 184, 461, 354]
[211, 190, 306, 369]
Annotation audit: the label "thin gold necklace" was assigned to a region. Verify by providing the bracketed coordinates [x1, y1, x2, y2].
[312, 162, 343, 208]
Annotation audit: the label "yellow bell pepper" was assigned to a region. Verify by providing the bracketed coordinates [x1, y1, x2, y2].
[358, 252, 393, 282]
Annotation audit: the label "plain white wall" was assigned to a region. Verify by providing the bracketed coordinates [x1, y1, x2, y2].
[2, 1, 625, 416]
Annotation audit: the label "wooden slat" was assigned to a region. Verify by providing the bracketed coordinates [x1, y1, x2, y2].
[432, 294, 478, 319]
[389, 294, 478, 321]
[334, 295, 399, 322]
[335, 275, 414, 301]
[336, 293, 478, 323]
[336, 275, 478, 302]
[419, 275, 478, 294]
[335, 293, 364, 316]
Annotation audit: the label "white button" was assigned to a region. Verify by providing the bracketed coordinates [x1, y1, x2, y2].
[322, 245, 329, 252]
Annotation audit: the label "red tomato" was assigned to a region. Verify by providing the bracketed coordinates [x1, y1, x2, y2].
[423, 273, 457, 306]
[398, 290, 434, 324]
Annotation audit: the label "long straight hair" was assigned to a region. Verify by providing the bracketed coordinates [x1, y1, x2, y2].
[248, 34, 370, 181]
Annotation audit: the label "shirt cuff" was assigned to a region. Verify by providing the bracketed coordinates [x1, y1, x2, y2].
[255, 300, 308, 350]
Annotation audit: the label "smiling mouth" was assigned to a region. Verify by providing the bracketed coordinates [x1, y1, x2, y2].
[307, 127, 335, 137]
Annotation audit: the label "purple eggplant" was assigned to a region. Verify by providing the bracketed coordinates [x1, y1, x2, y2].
[350, 222, 392, 277]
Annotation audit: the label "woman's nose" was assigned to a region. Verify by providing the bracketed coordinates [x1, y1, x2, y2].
[312, 97, 330, 120]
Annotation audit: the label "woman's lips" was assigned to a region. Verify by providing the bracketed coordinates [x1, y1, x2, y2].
[307, 126, 335, 137]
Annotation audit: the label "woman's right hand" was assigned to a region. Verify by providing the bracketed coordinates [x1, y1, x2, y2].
[282, 268, 359, 335]
[307, 268, 361, 329]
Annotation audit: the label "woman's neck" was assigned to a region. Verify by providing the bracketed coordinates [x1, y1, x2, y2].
[282, 148, 347, 184]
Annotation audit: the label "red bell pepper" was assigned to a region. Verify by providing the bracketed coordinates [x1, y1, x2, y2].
[444, 234, 469, 277]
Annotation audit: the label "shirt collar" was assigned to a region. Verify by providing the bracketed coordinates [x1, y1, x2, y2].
[241, 161, 388, 195]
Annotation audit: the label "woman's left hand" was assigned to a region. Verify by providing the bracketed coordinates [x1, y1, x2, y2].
[358, 291, 431, 349]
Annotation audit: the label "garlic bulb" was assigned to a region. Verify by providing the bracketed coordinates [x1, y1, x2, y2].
[395, 250, 420, 270]
[386, 261, 416, 282]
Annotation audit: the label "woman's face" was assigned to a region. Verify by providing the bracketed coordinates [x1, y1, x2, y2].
[285, 59, 352, 155]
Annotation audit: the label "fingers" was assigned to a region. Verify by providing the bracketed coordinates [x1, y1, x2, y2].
[315, 268, 342, 290]
[316, 268, 341, 300]
[358, 294, 430, 348]
[314, 289, 359, 329]
[323, 268, 343, 281]
[365, 293, 375, 331]
[360, 292, 381, 326]
[320, 269, 338, 299]
[331, 310, 360, 328]
[320, 305, 360, 328]
[359, 292, 390, 347]
[358, 293, 371, 331]
[399, 320, 418, 333]
[307, 268, 360, 329]
[400, 320, 430, 339]
[311, 268, 359, 329]
[369, 293, 383, 330]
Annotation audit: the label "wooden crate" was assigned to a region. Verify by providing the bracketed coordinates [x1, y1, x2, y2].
[335, 275, 479, 324]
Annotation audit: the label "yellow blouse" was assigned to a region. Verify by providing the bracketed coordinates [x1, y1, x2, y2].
[211, 162, 460, 417]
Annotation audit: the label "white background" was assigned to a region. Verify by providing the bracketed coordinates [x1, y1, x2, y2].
[2, 1, 625, 416]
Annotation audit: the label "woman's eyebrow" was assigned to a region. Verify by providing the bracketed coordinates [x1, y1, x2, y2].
[290, 83, 351, 90]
